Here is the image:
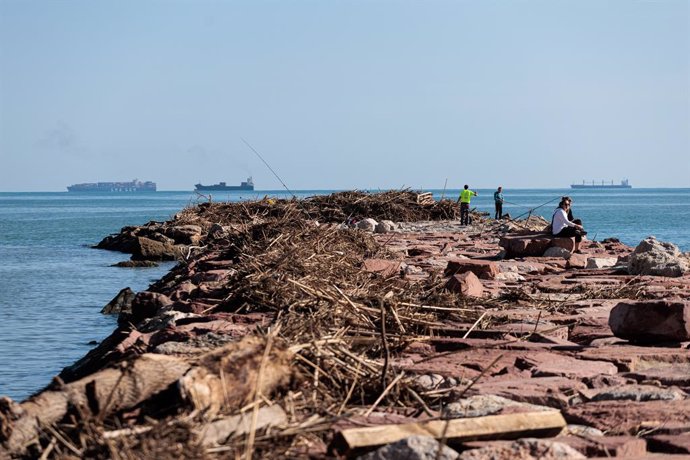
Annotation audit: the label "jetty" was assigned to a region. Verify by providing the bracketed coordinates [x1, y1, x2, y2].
[2, 190, 690, 459]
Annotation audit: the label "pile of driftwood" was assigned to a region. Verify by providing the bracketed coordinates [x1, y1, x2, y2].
[0, 191, 502, 459]
[175, 190, 463, 228]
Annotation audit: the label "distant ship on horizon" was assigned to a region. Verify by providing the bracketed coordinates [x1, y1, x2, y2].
[570, 179, 632, 189]
[67, 179, 157, 192]
[194, 177, 254, 192]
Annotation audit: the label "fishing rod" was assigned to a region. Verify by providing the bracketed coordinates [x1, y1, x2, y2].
[502, 199, 530, 209]
[240, 138, 318, 221]
[482, 195, 562, 232]
[241, 137, 296, 199]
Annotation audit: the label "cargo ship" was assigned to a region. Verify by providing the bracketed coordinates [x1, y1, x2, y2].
[67, 179, 157, 192]
[194, 177, 254, 192]
[570, 179, 631, 189]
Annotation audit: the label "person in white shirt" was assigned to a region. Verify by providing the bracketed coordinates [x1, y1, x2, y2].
[552, 198, 585, 253]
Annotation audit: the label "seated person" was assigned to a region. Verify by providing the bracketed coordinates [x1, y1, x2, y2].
[552, 198, 586, 253]
[562, 196, 582, 226]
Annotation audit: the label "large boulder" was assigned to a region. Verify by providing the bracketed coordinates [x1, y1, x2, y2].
[609, 299, 690, 342]
[628, 236, 689, 277]
[445, 272, 484, 297]
[566, 253, 588, 269]
[499, 234, 552, 258]
[445, 259, 499, 280]
[166, 225, 203, 245]
[132, 236, 181, 261]
[542, 247, 571, 259]
[549, 237, 576, 253]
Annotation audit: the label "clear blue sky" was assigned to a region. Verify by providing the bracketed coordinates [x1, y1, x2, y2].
[1, 0, 688, 191]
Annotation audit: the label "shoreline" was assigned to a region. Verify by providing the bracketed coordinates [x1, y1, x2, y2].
[2, 190, 690, 458]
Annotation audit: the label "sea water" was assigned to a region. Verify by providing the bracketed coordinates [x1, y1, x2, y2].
[0, 188, 688, 400]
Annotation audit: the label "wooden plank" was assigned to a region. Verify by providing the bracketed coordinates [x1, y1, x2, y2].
[334, 410, 566, 453]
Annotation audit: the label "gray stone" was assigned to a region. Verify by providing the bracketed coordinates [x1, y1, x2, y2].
[459, 438, 585, 459]
[560, 424, 604, 437]
[414, 374, 445, 391]
[357, 218, 379, 232]
[628, 236, 688, 277]
[138, 310, 198, 333]
[443, 395, 555, 419]
[590, 384, 685, 402]
[403, 264, 425, 276]
[375, 220, 397, 233]
[542, 247, 572, 259]
[357, 435, 459, 460]
[495, 272, 526, 282]
[586, 257, 618, 269]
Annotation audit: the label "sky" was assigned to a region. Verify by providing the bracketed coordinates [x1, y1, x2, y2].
[0, 0, 688, 192]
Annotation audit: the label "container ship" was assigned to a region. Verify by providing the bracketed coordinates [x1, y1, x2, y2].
[67, 179, 157, 192]
[570, 179, 631, 189]
[194, 177, 254, 192]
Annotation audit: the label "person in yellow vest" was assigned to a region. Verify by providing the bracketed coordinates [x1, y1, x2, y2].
[457, 184, 477, 225]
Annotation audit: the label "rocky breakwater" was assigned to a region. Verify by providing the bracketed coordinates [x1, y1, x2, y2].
[2, 190, 690, 459]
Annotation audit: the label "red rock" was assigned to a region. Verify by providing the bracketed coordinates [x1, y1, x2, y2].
[536, 275, 574, 293]
[407, 245, 437, 257]
[566, 253, 588, 269]
[445, 271, 484, 297]
[466, 376, 587, 409]
[551, 435, 647, 458]
[494, 322, 569, 340]
[460, 439, 585, 459]
[128, 291, 173, 323]
[499, 233, 552, 258]
[444, 259, 499, 280]
[565, 400, 690, 435]
[624, 364, 690, 386]
[609, 299, 690, 342]
[114, 330, 151, 353]
[515, 353, 618, 379]
[198, 259, 234, 270]
[191, 269, 233, 283]
[168, 281, 198, 301]
[550, 237, 576, 252]
[466, 435, 648, 458]
[577, 345, 690, 372]
[648, 433, 690, 454]
[362, 259, 402, 277]
[398, 347, 532, 380]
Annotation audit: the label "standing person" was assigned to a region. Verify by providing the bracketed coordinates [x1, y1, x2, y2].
[552, 198, 586, 253]
[494, 186, 504, 219]
[457, 185, 477, 226]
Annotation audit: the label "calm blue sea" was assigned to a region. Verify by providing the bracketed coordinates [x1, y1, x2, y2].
[0, 188, 688, 400]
